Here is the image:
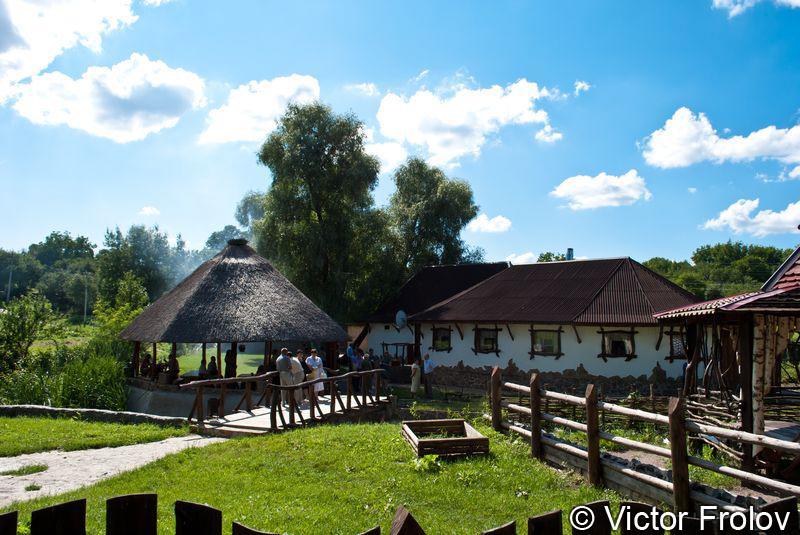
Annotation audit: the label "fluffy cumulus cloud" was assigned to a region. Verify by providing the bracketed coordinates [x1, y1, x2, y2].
[466, 213, 512, 233]
[713, 0, 800, 16]
[550, 169, 652, 210]
[0, 0, 140, 102]
[703, 198, 800, 237]
[13, 53, 205, 142]
[643, 107, 800, 177]
[535, 124, 563, 143]
[573, 80, 591, 96]
[138, 205, 160, 215]
[505, 251, 538, 264]
[345, 82, 379, 97]
[199, 74, 319, 144]
[376, 78, 556, 168]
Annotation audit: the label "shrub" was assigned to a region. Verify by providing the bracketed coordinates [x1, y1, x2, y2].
[58, 355, 126, 410]
[0, 290, 63, 373]
[0, 368, 60, 406]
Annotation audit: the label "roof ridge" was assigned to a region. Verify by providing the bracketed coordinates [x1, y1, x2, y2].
[570, 258, 626, 322]
[630, 258, 699, 302]
[627, 258, 655, 315]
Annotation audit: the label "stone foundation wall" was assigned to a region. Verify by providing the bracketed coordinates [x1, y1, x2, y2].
[430, 359, 682, 398]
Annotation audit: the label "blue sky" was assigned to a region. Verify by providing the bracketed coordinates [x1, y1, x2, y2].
[1, 0, 800, 264]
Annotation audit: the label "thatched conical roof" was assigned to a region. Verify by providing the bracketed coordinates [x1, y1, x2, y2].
[120, 239, 348, 343]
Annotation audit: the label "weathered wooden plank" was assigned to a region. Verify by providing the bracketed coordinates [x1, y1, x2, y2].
[174, 500, 222, 535]
[668, 397, 691, 513]
[31, 499, 86, 535]
[106, 493, 157, 535]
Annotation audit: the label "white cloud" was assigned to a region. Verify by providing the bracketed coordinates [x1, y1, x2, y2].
[506, 251, 538, 264]
[345, 82, 379, 97]
[0, 0, 140, 102]
[703, 198, 800, 236]
[467, 213, 512, 233]
[643, 107, 800, 175]
[199, 74, 319, 144]
[535, 124, 563, 143]
[13, 53, 205, 142]
[376, 78, 555, 168]
[550, 169, 652, 210]
[688, 187, 698, 194]
[412, 69, 429, 83]
[712, 0, 800, 17]
[142, 0, 174, 5]
[574, 80, 591, 96]
[365, 142, 407, 173]
[138, 205, 160, 216]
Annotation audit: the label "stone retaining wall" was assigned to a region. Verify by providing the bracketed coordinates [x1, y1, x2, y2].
[0, 405, 187, 427]
[430, 359, 682, 397]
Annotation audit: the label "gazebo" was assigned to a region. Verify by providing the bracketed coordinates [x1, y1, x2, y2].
[654, 244, 800, 471]
[120, 239, 348, 380]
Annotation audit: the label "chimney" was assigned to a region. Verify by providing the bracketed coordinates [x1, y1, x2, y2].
[566, 248, 574, 261]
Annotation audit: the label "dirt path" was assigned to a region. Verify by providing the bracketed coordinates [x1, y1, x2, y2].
[0, 434, 224, 507]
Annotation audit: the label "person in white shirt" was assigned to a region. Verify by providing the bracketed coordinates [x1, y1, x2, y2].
[305, 348, 325, 395]
[290, 350, 305, 404]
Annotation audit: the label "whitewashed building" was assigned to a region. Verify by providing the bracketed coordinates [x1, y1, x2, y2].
[362, 258, 699, 392]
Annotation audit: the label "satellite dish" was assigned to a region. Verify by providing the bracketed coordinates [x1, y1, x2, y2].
[395, 310, 408, 329]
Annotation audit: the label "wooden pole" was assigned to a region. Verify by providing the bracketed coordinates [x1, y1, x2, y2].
[585, 383, 601, 487]
[151, 343, 158, 379]
[219, 384, 226, 418]
[201, 343, 207, 372]
[132, 342, 140, 377]
[668, 396, 691, 512]
[231, 342, 238, 377]
[739, 318, 754, 472]
[491, 366, 502, 431]
[530, 373, 542, 459]
[264, 341, 272, 369]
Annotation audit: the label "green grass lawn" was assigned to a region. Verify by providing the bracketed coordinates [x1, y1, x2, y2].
[0, 417, 189, 457]
[2, 422, 619, 534]
[177, 352, 264, 375]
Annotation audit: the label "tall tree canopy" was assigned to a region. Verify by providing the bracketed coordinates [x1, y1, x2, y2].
[254, 102, 381, 320]
[389, 158, 482, 275]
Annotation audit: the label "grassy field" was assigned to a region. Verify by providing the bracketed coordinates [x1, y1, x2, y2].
[2, 422, 619, 534]
[0, 417, 189, 457]
[177, 352, 264, 375]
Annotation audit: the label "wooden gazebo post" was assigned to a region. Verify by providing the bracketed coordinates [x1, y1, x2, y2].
[151, 343, 158, 379]
[264, 341, 272, 369]
[132, 342, 141, 377]
[201, 343, 207, 372]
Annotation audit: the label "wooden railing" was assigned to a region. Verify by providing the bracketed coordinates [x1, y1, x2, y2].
[180, 368, 386, 430]
[4, 491, 797, 534]
[489, 366, 800, 513]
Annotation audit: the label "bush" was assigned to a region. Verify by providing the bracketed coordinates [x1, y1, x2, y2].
[0, 368, 60, 406]
[58, 356, 126, 410]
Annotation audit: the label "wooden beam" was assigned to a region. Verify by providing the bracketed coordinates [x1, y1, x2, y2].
[530, 373, 542, 460]
[505, 324, 514, 341]
[132, 342, 140, 378]
[668, 396, 691, 512]
[585, 384, 601, 487]
[739, 318, 754, 472]
[455, 323, 464, 340]
[490, 366, 502, 431]
[572, 324, 582, 344]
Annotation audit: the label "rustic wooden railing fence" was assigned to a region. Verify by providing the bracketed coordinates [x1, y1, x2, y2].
[180, 368, 386, 430]
[488, 366, 800, 513]
[2, 492, 797, 535]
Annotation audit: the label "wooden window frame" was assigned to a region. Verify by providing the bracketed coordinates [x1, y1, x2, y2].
[429, 325, 453, 353]
[597, 327, 638, 362]
[473, 326, 501, 356]
[529, 326, 564, 359]
[664, 326, 688, 363]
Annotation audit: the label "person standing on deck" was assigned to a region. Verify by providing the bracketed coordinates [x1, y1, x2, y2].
[291, 350, 305, 404]
[410, 358, 422, 397]
[423, 353, 436, 398]
[276, 348, 293, 406]
[305, 349, 325, 395]
[224, 349, 236, 378]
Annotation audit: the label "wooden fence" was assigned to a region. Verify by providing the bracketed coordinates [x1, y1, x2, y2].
[180, 368, 386, 430]
[2, 493, 798, 535]
[489, 367, 800, 513]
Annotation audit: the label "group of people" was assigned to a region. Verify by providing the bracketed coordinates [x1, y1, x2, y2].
[274, 347, 326, 406]
[137, 350, 181, 384]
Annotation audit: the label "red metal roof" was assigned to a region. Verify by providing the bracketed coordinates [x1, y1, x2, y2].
[409, 258, 699, 325]
[653, 287, 800, 320]
[365, 262, 510, 322]
[652, 292, 761, 319]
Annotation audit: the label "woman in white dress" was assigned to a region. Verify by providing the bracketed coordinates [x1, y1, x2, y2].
[305, 349, 325, 394]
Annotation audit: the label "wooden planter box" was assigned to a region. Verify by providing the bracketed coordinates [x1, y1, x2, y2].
[401, 419, 489, 457]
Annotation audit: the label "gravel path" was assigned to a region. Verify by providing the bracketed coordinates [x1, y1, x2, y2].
[0, 434, 224, 507]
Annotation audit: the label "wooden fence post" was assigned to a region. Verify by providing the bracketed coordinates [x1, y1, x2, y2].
[530, 373, 542, 459]
[491, 366, 502, 431]
[668, 396, 691, 512]
[585, 384, 601, 487]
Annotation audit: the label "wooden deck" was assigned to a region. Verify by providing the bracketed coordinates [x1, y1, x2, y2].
[191, 394, 391, 437]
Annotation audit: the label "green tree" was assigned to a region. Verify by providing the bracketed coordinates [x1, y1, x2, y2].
[235, 191, 267, 234]
[90, 272, 149, 360]
[389, 158, 481, 275]
[0, 250, 44, 302]
[205, 225, 244, 251]
[0, 290, 61, 373]
[537, 252, 567, 262]
[28, 231, 94, 267]
[254, 102, 380, 319]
